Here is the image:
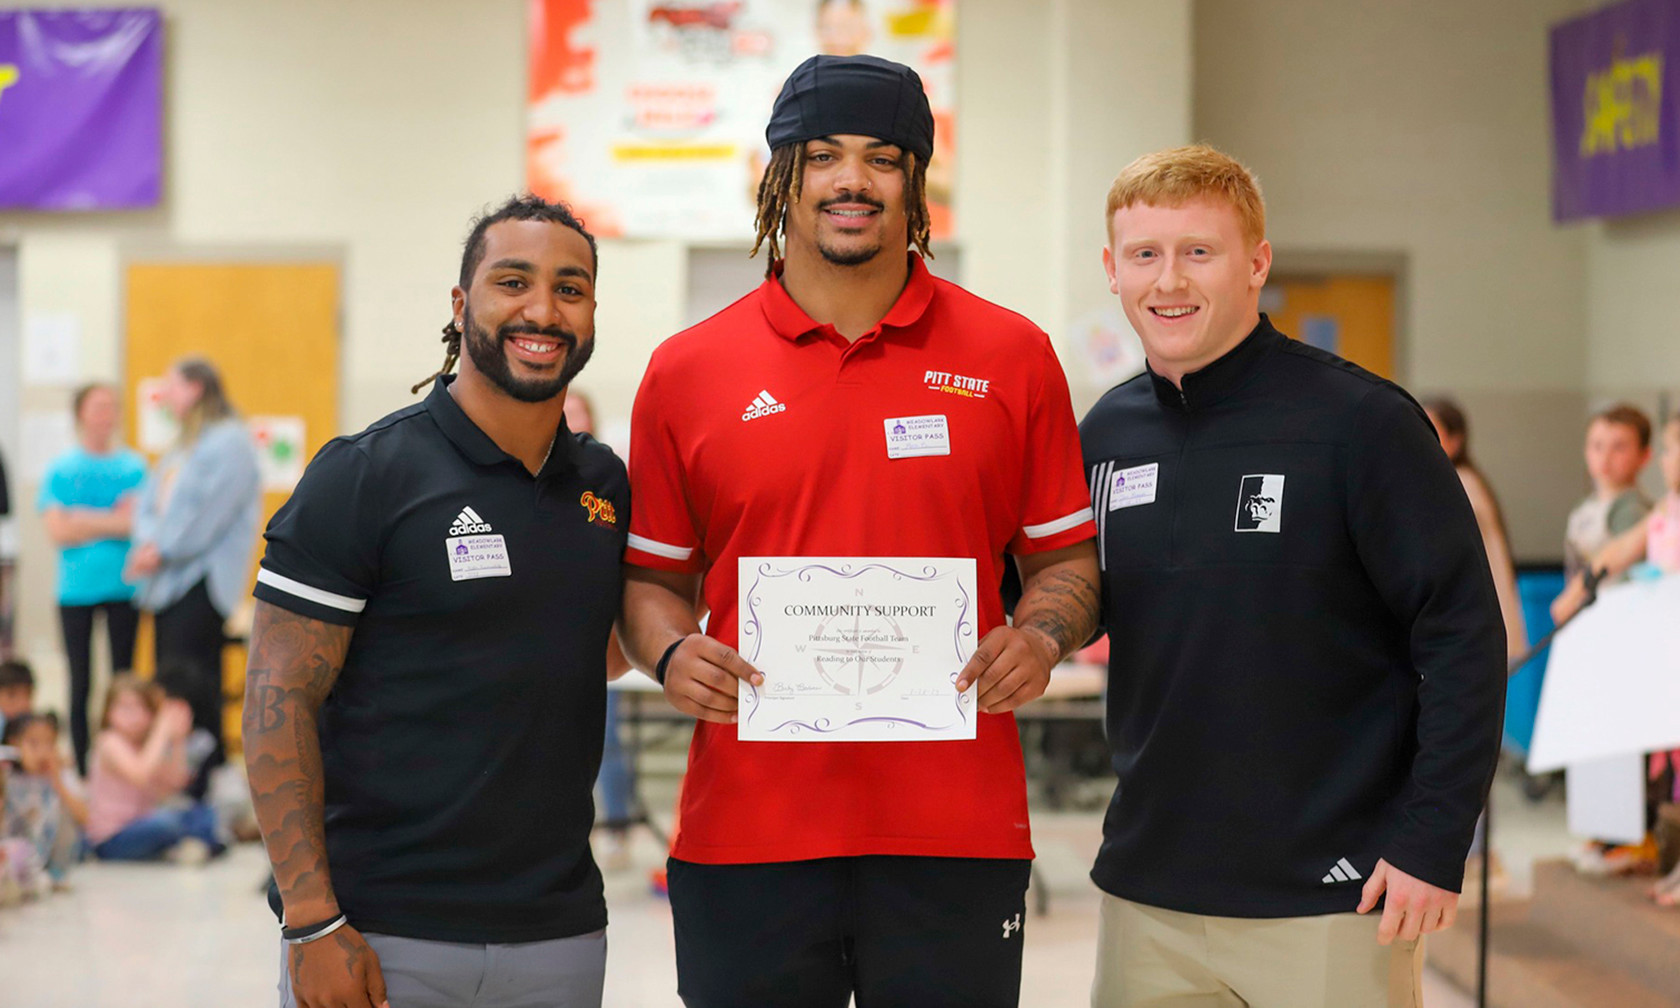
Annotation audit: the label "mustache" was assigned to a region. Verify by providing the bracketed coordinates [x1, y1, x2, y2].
[817, 194, 885, 212]
[497, 322, 577, 348]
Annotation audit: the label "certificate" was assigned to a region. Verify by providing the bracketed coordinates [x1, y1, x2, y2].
[737, 557, 979, 742]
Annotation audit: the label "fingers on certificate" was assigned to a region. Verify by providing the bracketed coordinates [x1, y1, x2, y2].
[665, 633, 764, 724]
[957, 626, 1055, 714]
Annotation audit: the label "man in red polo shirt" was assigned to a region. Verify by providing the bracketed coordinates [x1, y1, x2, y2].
[621, 54, 1100, 1008]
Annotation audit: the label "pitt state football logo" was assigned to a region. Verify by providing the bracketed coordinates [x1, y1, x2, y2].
[580, 491, 618, 528]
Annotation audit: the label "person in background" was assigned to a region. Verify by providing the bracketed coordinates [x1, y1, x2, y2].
[128, 359, 261, 799]
[40, 383, 148, 775]
[1555, 412, 1680, 607]
[1551, 414, 1680, 899]
[1423, 398, 1526, 661]
[1549, 404, 1660, 878]
[0, 658, 34, 741]
[84, 675, 222, 863]
[1424, 397, 1524, 896]
[1554, 404, 1652, 617]
[2, 712, 88, 888]
[566, 390, 637, 872]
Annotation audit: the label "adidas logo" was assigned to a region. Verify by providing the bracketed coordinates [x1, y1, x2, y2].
[741, 389, 787, 422]
[1321, 857, 1363, 884]
[449, 506, 493, 535]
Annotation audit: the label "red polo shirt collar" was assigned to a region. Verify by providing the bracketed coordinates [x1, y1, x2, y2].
[759, 252, 937, 342]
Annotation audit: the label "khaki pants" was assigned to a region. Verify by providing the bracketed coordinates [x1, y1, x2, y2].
[1092, 894, 1423, 1008]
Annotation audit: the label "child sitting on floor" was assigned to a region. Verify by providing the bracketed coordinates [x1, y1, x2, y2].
[2, 713, 88, 889]
[0, 659, 35, 740]
[85, 675, 223, 863]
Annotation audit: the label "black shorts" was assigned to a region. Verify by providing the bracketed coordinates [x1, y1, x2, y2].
[668, 854, 1032, 1008]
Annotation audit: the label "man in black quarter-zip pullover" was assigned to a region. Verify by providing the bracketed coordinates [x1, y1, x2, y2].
[1080, 145, 1505, 1008]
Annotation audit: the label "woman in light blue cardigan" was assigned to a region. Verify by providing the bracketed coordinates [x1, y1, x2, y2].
[127, 358, 260, 799]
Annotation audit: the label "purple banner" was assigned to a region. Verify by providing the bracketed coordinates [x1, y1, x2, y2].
[1551, 0, 1680, 221]
[0, 9, 162, 210]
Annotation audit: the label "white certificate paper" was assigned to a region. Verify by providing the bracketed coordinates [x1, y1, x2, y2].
[737, 557, 979, 742]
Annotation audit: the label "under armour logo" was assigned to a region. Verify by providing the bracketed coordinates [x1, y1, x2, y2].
[1001, 913, 1022, 939]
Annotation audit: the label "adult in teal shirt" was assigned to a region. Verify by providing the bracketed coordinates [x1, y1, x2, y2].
[39, 383, 147, 775]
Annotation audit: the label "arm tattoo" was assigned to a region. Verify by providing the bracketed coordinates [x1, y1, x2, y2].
[1016, 566, 1101, 664]
[242, 601, 352, 923]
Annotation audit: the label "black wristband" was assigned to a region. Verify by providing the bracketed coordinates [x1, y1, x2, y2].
[654, 637, 685, 685]
[281, 913, 347, 942]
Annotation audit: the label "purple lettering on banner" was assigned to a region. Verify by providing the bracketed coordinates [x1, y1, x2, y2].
[0, 8, 163, 210]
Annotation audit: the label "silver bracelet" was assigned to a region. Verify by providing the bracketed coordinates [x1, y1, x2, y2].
[283, 914, 348, 945]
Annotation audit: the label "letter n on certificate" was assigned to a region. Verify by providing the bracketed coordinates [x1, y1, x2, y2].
[737, 557, 979, 741]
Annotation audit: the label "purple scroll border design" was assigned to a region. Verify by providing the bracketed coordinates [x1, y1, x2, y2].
[739, 560, 975, 736]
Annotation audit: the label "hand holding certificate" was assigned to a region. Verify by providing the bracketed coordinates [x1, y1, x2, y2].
[737, 557, 979, 742]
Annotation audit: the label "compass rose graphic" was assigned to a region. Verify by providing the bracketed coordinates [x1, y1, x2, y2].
[809, 608, 912, 695]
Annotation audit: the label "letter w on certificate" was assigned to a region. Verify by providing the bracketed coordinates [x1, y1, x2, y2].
[737, 557, 979, 741]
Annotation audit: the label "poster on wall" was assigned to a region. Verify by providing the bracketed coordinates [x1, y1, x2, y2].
[249, 415, 306, 492]
[136, 376, 177, 454]
[527, 0, 956, 242]
[1550, 0, 1680, 221]
[0, 8, 163, 210]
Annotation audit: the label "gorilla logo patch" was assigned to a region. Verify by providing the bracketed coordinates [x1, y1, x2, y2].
[1234, 474, 1285, 533]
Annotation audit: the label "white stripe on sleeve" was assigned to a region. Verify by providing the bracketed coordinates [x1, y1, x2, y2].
[627, 533, 695, 562]
[256, 568, 368, 614]
[1022, 507, 1096, 540]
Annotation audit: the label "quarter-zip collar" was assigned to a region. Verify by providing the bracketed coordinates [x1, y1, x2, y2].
[1147, 314, 1285, 413]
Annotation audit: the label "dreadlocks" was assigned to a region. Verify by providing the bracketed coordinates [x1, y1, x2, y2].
[413, 193, 598, 395]
[411, 320, 464, 395]
[749, 144, 934, 278]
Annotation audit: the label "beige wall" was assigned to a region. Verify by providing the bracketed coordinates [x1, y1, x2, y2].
[1192, 0, 1591, 559]
[0, 1, 1192, 711]
[1585, 208, 1680, 507]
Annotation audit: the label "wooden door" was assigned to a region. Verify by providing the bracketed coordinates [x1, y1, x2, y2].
[1261, 274, 1397, 379]
[124, 261, 339, 751]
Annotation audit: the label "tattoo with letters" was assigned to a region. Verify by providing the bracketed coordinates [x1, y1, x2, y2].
[1016, 566, 1101, 665]
[242, 601, 352, 925]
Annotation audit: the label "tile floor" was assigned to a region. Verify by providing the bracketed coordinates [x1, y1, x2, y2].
[0, 762, 1568, 1006]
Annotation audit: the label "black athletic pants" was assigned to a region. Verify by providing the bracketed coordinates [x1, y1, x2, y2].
[669, 854, 1031, 1008]
[152, 579, 225, 799]
[58, 600, 139, 776]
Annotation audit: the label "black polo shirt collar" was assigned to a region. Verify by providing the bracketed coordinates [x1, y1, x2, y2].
[1149, 314, 1285, 413]
[424, 374, 578, 476]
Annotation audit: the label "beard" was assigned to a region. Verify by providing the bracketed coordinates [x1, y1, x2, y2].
[460, 309, 594, 404]
[814, 195, 887, 266]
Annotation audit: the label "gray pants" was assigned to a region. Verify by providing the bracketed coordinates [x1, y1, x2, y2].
[279, 929, 606, 1008]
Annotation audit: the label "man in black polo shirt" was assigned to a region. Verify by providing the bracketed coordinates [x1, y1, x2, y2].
[1081, 146, 1505, 1007]
[243, 195, 626, 1008]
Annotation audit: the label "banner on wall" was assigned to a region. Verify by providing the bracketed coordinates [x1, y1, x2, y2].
[0, 8, 163, 210]
[527, 0, 956, 241]
[1550, 0, 1680, 221]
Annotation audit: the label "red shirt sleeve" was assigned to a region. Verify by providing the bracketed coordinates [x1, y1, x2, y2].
[626, 349, 706, 573]
[1008, 334, 1098, 555]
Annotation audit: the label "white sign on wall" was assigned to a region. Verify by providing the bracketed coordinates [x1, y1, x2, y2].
[248, 415, 306, 492]
[22, 313, 82, 385]
[136, 376, 177, 454]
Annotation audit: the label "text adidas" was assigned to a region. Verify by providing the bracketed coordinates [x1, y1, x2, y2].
[741, 390, 787, 422]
